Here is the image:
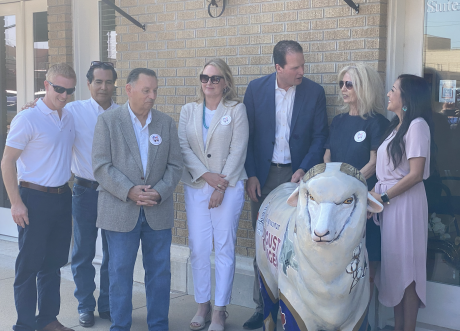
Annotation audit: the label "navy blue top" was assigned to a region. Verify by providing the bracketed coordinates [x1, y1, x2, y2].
[325, 112, 390, 189]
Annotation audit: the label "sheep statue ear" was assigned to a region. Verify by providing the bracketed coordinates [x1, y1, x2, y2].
[287, 187, 299, 207]
[367, 192, 384, 213]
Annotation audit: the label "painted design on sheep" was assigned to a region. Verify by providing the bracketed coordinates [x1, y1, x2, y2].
[255, 162, 384, 331]
[346, 242, 368, 294]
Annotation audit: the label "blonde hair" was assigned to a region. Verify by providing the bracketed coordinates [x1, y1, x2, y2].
[337, 63, 385, 119]
[46, 63, 77, 82]
[198, 58, 240, 105]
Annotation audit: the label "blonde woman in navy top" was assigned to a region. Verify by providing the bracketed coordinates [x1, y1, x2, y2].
[324, 63, 389, 298]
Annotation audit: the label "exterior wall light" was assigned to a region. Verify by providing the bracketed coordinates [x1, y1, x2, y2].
[207, 0, 226, 18]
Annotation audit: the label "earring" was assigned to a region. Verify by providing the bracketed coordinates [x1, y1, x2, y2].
[223, 87, 229, 94]
[402, 106, 407, 112]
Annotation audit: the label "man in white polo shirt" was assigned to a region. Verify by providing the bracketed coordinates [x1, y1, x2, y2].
[23, 61, 119, 327]
[1, 63, 76, 331]
[66, 61, 118, 327]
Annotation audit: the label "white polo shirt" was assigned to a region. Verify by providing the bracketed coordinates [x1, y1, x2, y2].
[6, 98, 76, 187]
[128, 103, 152, 176]
[66, 98, 119, 181]
[272, 78, 296, 164]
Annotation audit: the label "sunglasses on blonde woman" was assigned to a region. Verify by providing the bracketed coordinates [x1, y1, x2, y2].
[200, 74, 224, 84]
[339, 80, 353, 90]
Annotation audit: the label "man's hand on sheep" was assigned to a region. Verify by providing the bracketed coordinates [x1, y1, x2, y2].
[291, 169, 306, 183]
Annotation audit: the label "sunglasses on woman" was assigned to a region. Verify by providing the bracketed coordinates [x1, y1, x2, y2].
[200, 74, 224, 84]
[46, 80, 76, 95]
[339, 80, 353, 90]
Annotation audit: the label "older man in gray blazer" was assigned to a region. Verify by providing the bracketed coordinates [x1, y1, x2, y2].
[92, 68, 183, 331]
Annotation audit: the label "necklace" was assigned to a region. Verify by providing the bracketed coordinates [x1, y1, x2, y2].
[202, 100, 209, 129]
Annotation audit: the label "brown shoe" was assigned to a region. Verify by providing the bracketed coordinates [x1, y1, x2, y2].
[37, 320, 75, 331]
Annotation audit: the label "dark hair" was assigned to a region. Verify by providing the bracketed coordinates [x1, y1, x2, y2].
[383, 74, 434, 169]
[86, 63, 117, 83]
[273, 40, 303, 68]
[127, 68, 157, 85]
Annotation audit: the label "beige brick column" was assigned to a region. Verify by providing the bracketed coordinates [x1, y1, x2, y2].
[47, 0, 73, 67]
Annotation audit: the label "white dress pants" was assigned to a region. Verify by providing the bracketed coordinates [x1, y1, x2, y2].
[184, 180, 245, 306]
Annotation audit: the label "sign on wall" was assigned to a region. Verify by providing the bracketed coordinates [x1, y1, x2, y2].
[439, 80, 457, 103]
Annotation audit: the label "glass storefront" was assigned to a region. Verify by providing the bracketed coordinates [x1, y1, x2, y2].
[0, 15, 17, 208]
[33, 11, 48, 99]
[423, 4, 460, 287]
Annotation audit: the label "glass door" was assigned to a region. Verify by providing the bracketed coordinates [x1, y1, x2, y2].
[0, 0, 48, 239]
[420, 1, 460, 329]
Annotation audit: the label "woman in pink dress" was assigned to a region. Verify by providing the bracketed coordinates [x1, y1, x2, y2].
[370, 74, 432, 331]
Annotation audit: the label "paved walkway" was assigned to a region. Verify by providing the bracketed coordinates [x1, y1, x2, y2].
[0, 239, 274, 331]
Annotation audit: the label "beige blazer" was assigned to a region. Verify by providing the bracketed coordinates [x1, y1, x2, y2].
[178, 100, 249, 188]
[92, 102, 183, 232]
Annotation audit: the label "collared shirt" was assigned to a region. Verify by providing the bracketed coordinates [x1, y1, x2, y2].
[272, 78, 296, 164]
[66, 97, 119, 181]
[128, 103, 152, 176]
[6, 98, 76, 187]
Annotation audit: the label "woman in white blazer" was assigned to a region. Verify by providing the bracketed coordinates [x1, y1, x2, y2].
[178, 58, 249, 331]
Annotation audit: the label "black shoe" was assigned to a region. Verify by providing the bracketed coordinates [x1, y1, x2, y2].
[243, 312, 264, 330]
[79, 312, 95, 327]
[99, 311, 111, 321]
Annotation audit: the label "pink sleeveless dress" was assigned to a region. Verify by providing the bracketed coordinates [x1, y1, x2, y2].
[374, 118, 430, 308]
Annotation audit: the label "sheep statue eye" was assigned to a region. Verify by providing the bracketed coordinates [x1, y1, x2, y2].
[308, 194, 315, 201]
[343, 197, 354, 204]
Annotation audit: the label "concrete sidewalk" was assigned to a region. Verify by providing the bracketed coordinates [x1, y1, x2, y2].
[0, 239, 277, 331]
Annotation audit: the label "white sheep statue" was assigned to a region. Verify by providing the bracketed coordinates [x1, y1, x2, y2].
[255, 162, 383, 331]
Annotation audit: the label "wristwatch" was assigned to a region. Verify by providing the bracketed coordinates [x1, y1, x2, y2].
[381, 192, 390, 204]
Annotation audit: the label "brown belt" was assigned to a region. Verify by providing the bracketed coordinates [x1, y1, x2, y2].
[20, 181, 69, 194]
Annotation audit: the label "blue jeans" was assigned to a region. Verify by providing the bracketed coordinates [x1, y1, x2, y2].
[71, 183, 110, 314]
[13, 186, 72, 331]
[105, 208, 172, 331]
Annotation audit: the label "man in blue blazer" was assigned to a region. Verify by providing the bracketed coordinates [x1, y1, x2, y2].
[243, 40, 328, 329]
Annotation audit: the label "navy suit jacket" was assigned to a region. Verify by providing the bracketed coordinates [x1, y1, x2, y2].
[244, 72, 328, 189]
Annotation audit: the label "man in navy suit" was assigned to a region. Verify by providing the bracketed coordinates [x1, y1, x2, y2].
[243, 40, 328, 329]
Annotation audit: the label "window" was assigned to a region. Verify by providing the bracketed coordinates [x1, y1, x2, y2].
[423, 4, 460, 287]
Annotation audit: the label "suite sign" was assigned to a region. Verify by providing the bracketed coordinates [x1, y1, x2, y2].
[427, 0, 460, 12]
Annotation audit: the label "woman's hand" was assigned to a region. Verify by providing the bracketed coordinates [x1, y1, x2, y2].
[201, 172, 229, 191]
[370, 191, 383, 203]
[209, 189, 224, 209]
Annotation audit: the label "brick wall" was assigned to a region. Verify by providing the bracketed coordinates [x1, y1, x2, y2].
[113, 0, 388, 258]
[47, 0, 73, 67]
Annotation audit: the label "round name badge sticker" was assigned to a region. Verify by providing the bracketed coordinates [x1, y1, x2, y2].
[354, 131, 366, 142]
[149, 134, 162, 145]
[221, 115, 232, 126]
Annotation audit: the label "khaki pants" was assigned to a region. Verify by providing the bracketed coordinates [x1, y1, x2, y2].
[250, 165, 293, 313]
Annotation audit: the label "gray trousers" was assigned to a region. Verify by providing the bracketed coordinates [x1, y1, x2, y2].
[250, 165, 293, 313]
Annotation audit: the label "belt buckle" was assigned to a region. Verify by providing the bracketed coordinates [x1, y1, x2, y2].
[58, 187, 64, 194]
[276, 163, 281, 168]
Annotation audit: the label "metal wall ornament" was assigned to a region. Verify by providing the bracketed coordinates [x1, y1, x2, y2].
[207, 0, 226, 18]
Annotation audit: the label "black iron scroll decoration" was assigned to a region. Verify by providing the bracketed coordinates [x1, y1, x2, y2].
[208, 0, 226, 18]
[342, 0, 359, 14]
[101, 0, 146, 31]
